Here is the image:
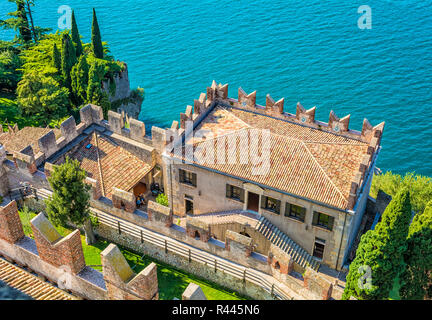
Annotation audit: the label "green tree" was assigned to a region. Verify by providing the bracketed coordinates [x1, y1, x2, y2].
[91, 8, 104, 59]
[0, 47, 22, 90]
[343, 188, 412, 300]
[371, 172, 432, 214]
[45, 157, 96, 245]
[70, 10, 83, 57]
[52, 42, 61, 72]
[399, 201, 432, 300]
[16, 73, 69, 120]
[0, 0, 32, 45]
[71, 54, 89, 106]
[61, 33, 77, 101]
[86, 60, 111, 116]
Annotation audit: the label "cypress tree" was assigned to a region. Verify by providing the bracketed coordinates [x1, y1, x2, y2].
[61, 33, 77, 90]
[400, 201, 432, 299]
[91, 8, 104, 59]
[52, 43, 61, 72]
[71, 55, 89, 106]
[343, 188, 412, 300]
[70, 10, 83, 57]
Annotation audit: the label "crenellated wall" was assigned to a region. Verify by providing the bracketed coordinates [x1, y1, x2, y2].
[0, 200, 161, 300]
[2, 104, 163, 191]
[171, 80, 385, 213]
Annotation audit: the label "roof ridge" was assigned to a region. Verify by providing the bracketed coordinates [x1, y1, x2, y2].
[302, 142, 348, 204]
[303, 140, 367, 146]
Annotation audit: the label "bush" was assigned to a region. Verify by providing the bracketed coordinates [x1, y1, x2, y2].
[371, 171, 432, 214]
[156, 193, 169, 207]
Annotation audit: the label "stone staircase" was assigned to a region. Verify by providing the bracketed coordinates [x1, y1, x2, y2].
[255, 216, 320, 271]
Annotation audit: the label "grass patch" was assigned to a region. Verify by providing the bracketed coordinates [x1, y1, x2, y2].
[18, 208, 245, 300]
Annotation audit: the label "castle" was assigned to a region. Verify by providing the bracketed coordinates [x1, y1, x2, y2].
[0, 81, 385, 299]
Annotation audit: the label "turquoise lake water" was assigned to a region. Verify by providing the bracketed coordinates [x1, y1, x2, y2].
[1, 1, 431, 176]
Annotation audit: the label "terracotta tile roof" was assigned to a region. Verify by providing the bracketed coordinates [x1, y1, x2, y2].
[0, 127, 61, 154]
[178, 105, 370, 210]
[55, 132, 153, 200]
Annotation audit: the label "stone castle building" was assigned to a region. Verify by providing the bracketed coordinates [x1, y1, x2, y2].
[0, 81, 384, 278]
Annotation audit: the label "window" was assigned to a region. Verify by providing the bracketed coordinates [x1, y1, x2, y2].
[285, 203, 306, 222]
[261, 196, 281, 214]
[179, 169, 197, 187]
[226, 184, 245, 202]
[313, 238, 326, 260]
[312, 212, 335, 231]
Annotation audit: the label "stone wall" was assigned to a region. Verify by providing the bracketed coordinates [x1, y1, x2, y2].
[95, 222, 275, 300]
[0, 200, 160, 300]
[102, 63, 143, 119]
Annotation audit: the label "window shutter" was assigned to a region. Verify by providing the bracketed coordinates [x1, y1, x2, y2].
[240, 189, 245, 203]
[179, 169, 184, 182]
[226, 184, 231, 198]
[328, 216, 335, 231]
[285, 203, 290, 216]
[312, 212, 319, 226]
[261, 197, 267, 209]
[275, 200, 281, 215]
[300, 207, 306, 222]
[192, 173, 197, 187]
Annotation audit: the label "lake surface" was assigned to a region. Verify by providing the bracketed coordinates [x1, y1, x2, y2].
[1, 0, 431, 175]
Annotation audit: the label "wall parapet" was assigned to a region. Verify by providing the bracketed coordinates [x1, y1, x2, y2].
[101, 243, 158, 300]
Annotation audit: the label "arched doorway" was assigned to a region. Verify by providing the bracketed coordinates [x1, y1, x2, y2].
[194, 230, 201, 240]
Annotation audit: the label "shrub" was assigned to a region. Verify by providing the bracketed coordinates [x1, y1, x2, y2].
[156, 193, 169, 207]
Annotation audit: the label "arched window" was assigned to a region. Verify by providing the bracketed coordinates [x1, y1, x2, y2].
[274, 261, 281, 270]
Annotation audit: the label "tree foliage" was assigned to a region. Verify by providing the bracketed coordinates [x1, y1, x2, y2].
[0, 0, 32, 45]
[51, 43, 61, 72]
[371, 171, 432, 214]
[70, 10, 83, 57]
[71, 55, 89, 106]
[343, 188, 412, 300]
[399, 201, 432, 299]
[91, 8, 104, 59]
[0, 47, 22, 90]
[60, 33, 77, 92]
[45, 157, 95, 244]
[16, 73, 69, 118]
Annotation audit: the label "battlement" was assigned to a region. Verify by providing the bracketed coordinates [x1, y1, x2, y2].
[225, 230, 254, 258]
[31, 213, 86, 274]
[0, 201, 24, 244]
[8, 104, 157, 177]
[0, 200, 162, 300]
[182, 81, 384, 146]
[101, 243, 159, 300]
